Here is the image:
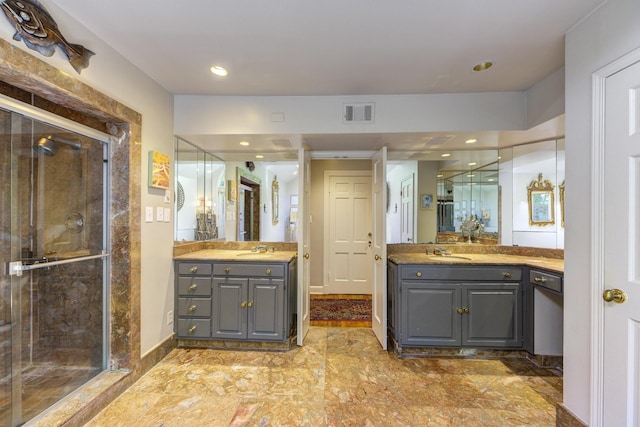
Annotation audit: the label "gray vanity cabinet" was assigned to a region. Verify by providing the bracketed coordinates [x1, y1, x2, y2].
[176, 262, 213, 338]
[391, 263, 524, 350]
[212, 274, 285, 341]
[175, 258, 296, 342]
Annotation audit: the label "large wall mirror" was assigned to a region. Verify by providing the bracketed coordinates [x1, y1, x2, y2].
[174, 137, 226, 241]
[499, 138, 565, 249]
[175, 136, 298, 243]
[386, 150, 498, 244]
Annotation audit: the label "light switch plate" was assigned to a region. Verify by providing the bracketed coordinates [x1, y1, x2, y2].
[145, 207, 154, 222]
[164, 207, 171, 222]
[156, 206, 164, 222]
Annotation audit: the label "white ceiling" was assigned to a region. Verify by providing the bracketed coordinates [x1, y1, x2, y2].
[49, 0, 598, 162]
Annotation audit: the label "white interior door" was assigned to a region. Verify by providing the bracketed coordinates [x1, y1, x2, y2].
[401, 174, 414, 243]
[600, 56, 640, 425]
[372, 147, 387, 349]
[325, 172, 372, 294]
[297, 148, 311, 346]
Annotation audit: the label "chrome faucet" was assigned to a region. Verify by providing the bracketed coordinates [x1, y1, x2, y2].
[432, 247, 451, 256]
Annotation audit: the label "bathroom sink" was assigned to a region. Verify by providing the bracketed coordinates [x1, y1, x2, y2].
[424, 255, 472, 261]
[235, 251, 274, 257]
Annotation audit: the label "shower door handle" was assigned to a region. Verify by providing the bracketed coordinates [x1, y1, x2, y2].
[8, 253, 110, 276]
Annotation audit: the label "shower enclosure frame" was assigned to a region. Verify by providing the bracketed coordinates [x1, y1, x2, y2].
[1, 93, 112, 426]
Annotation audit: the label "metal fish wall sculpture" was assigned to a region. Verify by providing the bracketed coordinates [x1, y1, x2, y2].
[0, 0, 94, 73]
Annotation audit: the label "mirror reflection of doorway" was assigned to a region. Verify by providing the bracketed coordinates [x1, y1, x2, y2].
[237, 177, 260, 241]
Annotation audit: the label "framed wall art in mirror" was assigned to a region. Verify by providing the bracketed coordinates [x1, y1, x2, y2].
[272, 176, 279, 225]
[528, 173, 555, 226]
[559, 180, 565, 228]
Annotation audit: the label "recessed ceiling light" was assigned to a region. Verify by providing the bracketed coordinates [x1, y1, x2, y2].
[465, 139, 477, 144]
[467, 174, 475, 178]
[488, 178, 495, 182]
[437, 174, 443, 178]
[239, 141, 249, 146]
[468, 162, 477, 166]
[441, 153, 451, 157]
[255, 154, 264, 159]
[473, 61, 493, 72]
[210, 65, 228, 76]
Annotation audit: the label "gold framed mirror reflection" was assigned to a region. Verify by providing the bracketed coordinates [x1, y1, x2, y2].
[272, 176, 279, 225]
[527, 173, 555, 226]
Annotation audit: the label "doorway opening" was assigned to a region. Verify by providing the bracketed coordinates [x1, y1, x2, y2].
[237, 176, 260, 241]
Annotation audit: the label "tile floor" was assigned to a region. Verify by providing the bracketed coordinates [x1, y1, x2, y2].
[86, 327, 562, 426]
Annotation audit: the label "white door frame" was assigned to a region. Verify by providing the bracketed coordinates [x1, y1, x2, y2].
[297, 148, 311, 346]
[590, 45, 640, 426]
[322, 169, 372, 294]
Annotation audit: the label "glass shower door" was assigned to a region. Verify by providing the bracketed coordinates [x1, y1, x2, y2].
[0, 105, 109, 426]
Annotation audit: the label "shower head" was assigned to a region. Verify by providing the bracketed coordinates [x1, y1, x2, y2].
[35, 135, 82, 156]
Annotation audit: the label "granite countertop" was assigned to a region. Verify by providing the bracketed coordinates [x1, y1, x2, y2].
[387, 252, 564, 274]
[174, 249, 298, 263]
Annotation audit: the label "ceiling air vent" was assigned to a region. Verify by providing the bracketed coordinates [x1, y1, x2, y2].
[343, 102, 374, 123]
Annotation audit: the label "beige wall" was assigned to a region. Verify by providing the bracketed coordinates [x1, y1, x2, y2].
[565, 0, 640, 422]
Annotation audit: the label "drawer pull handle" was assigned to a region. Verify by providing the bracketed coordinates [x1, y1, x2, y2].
[224, 267, 230, 273]
[502, 272, 511, 278]
[416, 271, 422, 277]
[241, 301, 247, 308]
[266, 269, 272, 275]
[188, 325, 197, 334]
[188, 305, 197, 313]
[189, 283, 198, 291]
[248, 302, 253, 308]
[533, 276, 547, 283]
[189, 266, 198, 273]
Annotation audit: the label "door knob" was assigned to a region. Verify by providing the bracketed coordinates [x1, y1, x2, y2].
[603, 289, 627, 304]
[374, 254, 381, 261]
[304, 253, 310, 259]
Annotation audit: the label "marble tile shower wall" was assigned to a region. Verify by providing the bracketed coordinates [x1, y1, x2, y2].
[36, 260, 103, 363]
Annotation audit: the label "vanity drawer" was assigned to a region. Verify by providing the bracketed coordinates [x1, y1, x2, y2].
[213, 263, 285, 277]
[401, 265, 522, 281]
[178, 297, 212, 317]
[177, 277, 212, 296]
[529, 269, 563, 294]
[177, 318, 211, 338]
[177, 262, 212, 276]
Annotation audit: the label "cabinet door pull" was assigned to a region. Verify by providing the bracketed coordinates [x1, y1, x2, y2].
[266, 269, 272, 275]
[502, 272, 511, 278]
[464, 307, 470, 313]
[188, 305, 197, 313]
[248, 302, 253, 307]
[224, 267, 230, 273]
[188, 325, 197, 334]
[457, 308, 464, 314]
[416, 271, 422, 277]
[241, 301, 247, 308]
[189, 283, 198, 291]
